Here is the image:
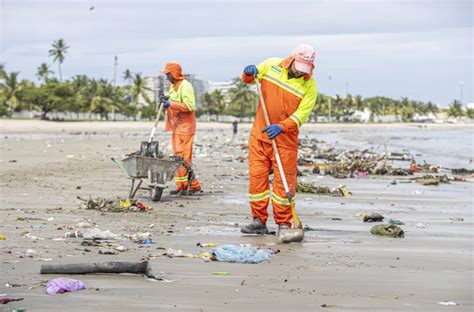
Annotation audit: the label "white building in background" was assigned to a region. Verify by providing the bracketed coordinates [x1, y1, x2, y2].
[185, 74, 208, 108]
[208, 80, 235, 104]
[350, 108, 371, 122]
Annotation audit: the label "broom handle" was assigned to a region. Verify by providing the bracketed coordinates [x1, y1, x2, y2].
[148, 102, 164, 143]
[254, 79, 291, 202]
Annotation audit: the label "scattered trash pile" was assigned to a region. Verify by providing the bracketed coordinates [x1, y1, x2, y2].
[297, 139, 473, 186]
[62, 227, 155, 254]
[77, 196, 152, 212]
[354, 213, 406, 238]
[296, 182, 350, 197]
[159, 243, 278, 264]
[310, 152, 411, 178]
[193, 131, 249, 162]
[298, 139, 413, 178]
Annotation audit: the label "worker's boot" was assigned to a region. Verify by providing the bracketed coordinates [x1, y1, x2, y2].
[180, 186, 202, 195]
[241, 218, 268, 234]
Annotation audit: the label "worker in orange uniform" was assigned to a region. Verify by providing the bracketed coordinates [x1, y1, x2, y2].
[240, 44, 317, 240]
[160, 61, 202, 194]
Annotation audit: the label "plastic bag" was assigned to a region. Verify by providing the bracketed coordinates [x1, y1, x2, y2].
[46, 278, 86, 295]
[212, 245, 274, 264]
[83, 228, 120, 240]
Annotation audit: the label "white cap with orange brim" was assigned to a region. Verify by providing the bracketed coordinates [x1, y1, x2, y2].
[292, 44, 315, 74]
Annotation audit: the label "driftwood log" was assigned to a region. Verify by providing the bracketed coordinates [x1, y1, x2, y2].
[40, 261, 158, 279]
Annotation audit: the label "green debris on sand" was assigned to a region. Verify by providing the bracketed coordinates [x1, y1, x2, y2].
[297, 182, 351, 197]
[77, 196, 152, 213]
[370, 224, 405, 238]
[212, 272, 230, 276]
[415, 174, 451, 186]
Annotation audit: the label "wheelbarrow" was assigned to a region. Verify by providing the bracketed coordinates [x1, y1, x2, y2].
[112, 153, 185, 201]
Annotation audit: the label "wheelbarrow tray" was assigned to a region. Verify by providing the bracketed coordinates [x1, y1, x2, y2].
[112, 153, 185, 201]
[118, 154, 183, 181]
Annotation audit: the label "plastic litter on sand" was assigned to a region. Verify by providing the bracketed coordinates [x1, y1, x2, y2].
[212, 244, 275, 264]
[437, 301, 458, 306]
[46, 278, 86, 295]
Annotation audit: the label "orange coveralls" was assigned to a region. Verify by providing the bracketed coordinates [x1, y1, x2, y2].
[165, 67, 201, 191]
[242, 57, 317, 226]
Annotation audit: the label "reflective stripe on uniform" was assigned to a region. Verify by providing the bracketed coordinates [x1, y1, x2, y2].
[290, 115, 302, 127]
[249, 190, 270, 202]
[174, 175, 188, 182]
[271, 191, 295, 206]
[262, 74, 305, 98]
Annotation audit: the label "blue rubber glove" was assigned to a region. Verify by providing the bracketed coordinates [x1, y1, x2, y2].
[160, 96, 170, 109]
[244, 65, 258, 77]
[263, 124, 283, 139]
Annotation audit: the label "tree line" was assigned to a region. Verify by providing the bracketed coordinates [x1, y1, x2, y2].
[1, 38, 472, 121]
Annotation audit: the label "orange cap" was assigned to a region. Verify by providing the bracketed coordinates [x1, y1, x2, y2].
[160, 61, 185, 80]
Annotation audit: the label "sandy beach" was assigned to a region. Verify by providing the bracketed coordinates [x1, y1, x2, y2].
[0, 120, 472, 311]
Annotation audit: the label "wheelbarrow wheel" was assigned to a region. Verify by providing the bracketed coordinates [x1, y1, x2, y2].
[150, 187, 164, 202]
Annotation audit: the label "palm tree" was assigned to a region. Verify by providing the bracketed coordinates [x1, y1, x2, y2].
[466, 108, 474, 119]
[341, 94, 355, 121]
[312, 92, 326, 122]
[368, 100, 382, 122]
[0, 71, 21, 114]
[426, 101, 439, 117]
[332, 94, 343, 121]
[69, 75, 89, 117]
[355, 95, 364, 111]
[89, 79, 115, 120]
[48, 39, 69, 81]
[129, 73, 151, 120]
[211, 90, 226, 122]
[122, 69, 132, 84]
[228, 77, 257, 121]
[36, 63, 53, 83]
[201, 92, 214, 120]
[446, 100, 464, 118]
[0, 63, 6, 80]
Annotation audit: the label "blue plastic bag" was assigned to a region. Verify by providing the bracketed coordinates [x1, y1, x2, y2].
[212, 245, 274, 264]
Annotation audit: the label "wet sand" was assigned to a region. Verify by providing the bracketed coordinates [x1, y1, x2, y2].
[0, 120, 472, 311]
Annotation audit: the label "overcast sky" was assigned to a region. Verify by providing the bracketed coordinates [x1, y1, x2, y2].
[1, 0, 472, 105]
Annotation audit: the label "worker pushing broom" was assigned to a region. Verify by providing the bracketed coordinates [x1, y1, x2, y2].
[240, 44, 318, 243]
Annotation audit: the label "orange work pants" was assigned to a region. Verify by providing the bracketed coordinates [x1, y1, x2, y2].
[248, 135, 297, 225]
[172, 133, 201, 191]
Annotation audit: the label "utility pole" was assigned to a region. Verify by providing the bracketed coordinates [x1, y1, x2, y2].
[112, 55, 118, 121]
